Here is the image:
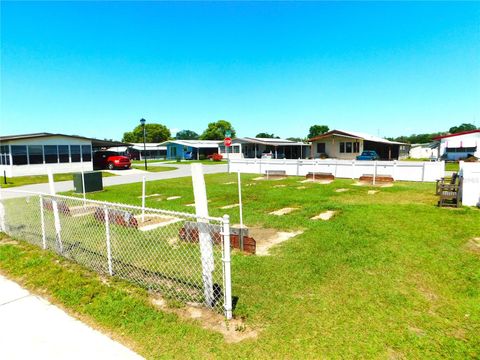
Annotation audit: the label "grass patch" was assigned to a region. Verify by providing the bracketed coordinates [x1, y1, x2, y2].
[131, 165, 178, 172]
[3, 175, 480, 358]
[0, 171, 115, 188]
[446, 162, 460, 172]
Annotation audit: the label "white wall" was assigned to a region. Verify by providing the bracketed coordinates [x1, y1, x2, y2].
[460, 162, 480, 207]
[409, 146, 438, 159]
[229, 159, 445, 182]
[439, 132, 480, 160]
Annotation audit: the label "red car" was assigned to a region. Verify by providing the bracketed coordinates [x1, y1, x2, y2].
[93, 151, 131, 170]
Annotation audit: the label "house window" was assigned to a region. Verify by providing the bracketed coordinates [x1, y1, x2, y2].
[346, 142, 352, 153]
[58, 145, 69, 163]
[28, 145, 44, 164]
[219, 145, 226, 153]
[70, 145, 81, 162]
[11, 145, 28, 165]
[353, 142, 360, 153]
[317, 142, 326, 153]
[233, 145, 240, 153]
[0, 145, 10, 165]
[339, 142, 345, 153]
[44, 145, 58, 163]
[446, 147, 476, 153]
[82, 145, 92, 162]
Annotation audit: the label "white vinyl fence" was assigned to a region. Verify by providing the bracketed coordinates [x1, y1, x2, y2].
[0, 189, 233, 319]
[229, 159, 445, 182]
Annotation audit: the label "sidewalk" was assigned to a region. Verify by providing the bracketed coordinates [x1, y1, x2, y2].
[0, 275, 144, 360]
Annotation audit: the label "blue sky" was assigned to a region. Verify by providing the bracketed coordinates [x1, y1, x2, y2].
[1, 1, 479, 140]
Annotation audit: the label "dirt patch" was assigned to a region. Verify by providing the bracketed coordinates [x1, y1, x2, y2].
[223, 182, 235, 185]
[408, 326, 426, 336]
[151, 296, 258, 343]
[273, 185, 286, 188]
[0, 239, 19, 246]
[137, 193, 161, 198]
[353, 181, 393, 188]
[134, 214, 182, 231]
[245, 183, 257, 187]
[220, 204, 239, 209]
[335, 188, 349, 193]
[166, 196, 182, 201]
[296, 186, 306, 190]
[466, 238, 480, 255]
[300, 179, 332, 184]
[367, 190, 379, 195]
[249, 227, 303, 256]
[253, 176, 286, 181]
[269, 207, 298, 216]
[311, 210, 336, 221]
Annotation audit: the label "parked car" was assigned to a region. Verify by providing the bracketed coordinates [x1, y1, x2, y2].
[356, 150, 380, 161]
[93, 151, 131, 170]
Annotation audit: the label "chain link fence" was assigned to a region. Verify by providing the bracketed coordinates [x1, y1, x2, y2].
[0, 189, 232, 319]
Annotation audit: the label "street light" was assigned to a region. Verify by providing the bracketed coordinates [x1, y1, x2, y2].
[140, 118, 147, 171]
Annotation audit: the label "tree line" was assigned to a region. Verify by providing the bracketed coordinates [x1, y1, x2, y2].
[122, 120, 477, 144]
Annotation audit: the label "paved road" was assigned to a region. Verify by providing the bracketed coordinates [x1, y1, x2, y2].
[0, 164, 228, 199]
[0, 275, 143, 360]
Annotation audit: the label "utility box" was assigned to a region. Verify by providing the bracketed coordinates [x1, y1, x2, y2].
[73, 171, 103, 193]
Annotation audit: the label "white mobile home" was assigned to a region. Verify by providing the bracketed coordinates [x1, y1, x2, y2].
[0, 133, 129, 177]
[434, 130, 480, 161]
[218, 137, 310, 160]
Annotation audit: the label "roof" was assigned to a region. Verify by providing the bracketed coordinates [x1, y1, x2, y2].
[309, 129, 405, 145]
[234, 137, 309, 146]
[129, 143, 167, 151]
[159, 140, 222, 149]
[0, 132, 132, 147]
[433, 129, 480, 140]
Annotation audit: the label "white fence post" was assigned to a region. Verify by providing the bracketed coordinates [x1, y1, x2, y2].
[141, 176, 146, 222]
[422, 162, 426, 182]
[81, 166, 86, 207]
[0, 189, 5, 233]
[373, 161, 377, 185]
[296, 158, 300, 176]
[47, 169, 63, 253]
[104, 205, 113, 276]
[39, 195, 46, 250]
[393, 160, 397, 180]
[191, 164, 215, 308]
[352, 160, 355, 179]
[222, 214, 233, 320]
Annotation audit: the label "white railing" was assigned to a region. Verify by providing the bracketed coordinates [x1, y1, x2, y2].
[228, 159, 445, 182]
[0, 189, 233, 319]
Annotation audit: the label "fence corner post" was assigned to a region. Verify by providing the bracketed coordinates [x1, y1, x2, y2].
[104, 205, 113, 276]
[222, 214, 233, 320]
[39, 195, 46, 249]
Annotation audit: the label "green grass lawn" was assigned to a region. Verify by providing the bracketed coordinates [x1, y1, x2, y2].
[0, 171, 116, 188]
[131, 165, 178, 172]
[446, 162, 460, 172]
[1, 174, 479, 358]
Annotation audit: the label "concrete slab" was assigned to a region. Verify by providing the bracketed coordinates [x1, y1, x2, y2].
[0, 275, 143, 360]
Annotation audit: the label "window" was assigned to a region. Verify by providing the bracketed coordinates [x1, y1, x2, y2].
[82, 145, 92, 162]
[0, 145, 10, 165]
[233, 145, 240, 153]
[11, 145, 28, 165]
[353, 142, 360, 153]
[59, 145, 69, 163]
[317, 143, 326, 153]
[171, 147, 177, 157]
[346, 142, 352, 153]
[70, 145, 81, 162]
[339, 142, 345, 153]
[219, 145, 226, 153]
[44, 145, 58, 163]
[28, 145, 43, 164]
[446, 147, 477, 153]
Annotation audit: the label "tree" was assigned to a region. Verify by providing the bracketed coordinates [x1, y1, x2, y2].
[176, 129, 199, 140]
[255, 132, 279, 138]
[308, 125, 329, 139]
[449, 123, 477, 134]
[286, 137, 306, 143]
[122, 123, 171, 143]
[200, 120, 236, 140]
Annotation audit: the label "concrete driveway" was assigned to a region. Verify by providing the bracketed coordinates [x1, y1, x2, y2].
[0, 164, 228, 199]
[0, 275, 143, 360]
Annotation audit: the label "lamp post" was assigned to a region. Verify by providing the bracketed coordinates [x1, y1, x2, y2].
[140, 118, 147, 171]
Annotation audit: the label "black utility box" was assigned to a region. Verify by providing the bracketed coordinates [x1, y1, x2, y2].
[73, 171, 103, 193]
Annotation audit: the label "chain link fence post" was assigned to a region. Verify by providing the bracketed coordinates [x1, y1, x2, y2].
[222, 214, 233, 320]
[39, 195, 46, 249]
[104, 205, 113, 276]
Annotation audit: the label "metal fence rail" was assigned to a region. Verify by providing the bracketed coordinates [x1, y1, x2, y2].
[0, 189, 232, 319]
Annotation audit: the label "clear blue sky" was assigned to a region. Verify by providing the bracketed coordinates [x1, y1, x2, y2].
[1, 1, 479, 140]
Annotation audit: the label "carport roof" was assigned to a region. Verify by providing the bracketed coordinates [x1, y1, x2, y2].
[0, 132, 132, 147]
[159, 140, 222, 149]
[309, 130, 405, 145]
